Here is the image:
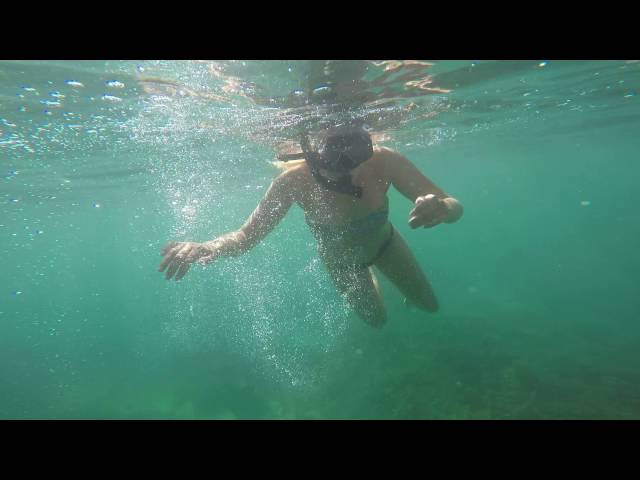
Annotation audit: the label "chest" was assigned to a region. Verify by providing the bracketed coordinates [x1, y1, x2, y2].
[295, 159, 391, 224]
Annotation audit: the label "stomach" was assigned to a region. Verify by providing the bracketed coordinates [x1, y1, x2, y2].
[312, 222, 393, 267]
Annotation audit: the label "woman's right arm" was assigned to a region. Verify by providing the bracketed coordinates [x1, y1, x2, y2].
[160, 170, 296, 281]
[206, 171, 295, 256]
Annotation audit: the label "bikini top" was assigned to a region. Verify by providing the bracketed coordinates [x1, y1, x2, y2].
[305, 196, 389, 239]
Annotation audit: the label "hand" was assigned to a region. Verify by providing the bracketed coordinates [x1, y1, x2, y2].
[408, 194, 450, 229]
[159, 241, 218, 281]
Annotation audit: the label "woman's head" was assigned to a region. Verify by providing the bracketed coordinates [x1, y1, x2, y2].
[273, 125, 374, 172]
[312, 125, 373, 173]
[294, 125, 373, 198]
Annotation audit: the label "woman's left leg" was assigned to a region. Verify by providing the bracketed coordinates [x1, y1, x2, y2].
[374, 228, 439, 312]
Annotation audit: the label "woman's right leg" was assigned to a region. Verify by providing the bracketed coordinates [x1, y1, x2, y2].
[323, 261, 387, 328]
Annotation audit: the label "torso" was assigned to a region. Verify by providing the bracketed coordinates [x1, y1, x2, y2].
[285, 149, 393, 266]
[289, 149, 391, 225]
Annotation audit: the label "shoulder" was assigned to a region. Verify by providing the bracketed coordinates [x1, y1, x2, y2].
[274, 161, 308, 184]
[371, 146, 406, 177]
[373, 146, 403, 162]
[271, 162, 309, 199]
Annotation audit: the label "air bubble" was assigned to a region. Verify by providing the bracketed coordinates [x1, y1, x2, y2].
[101, 94, 122, 102]
[106, 80, 125, 88]
[312, 85, 332, 96]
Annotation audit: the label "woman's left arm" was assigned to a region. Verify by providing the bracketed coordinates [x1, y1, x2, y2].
[380, 147, 463, 228]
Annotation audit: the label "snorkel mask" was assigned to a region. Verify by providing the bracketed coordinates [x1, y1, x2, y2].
[315, 126, 373, 172]
[298, 126, 373, 198]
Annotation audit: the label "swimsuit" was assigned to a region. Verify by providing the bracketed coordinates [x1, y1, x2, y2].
[305, 196, 395, 269]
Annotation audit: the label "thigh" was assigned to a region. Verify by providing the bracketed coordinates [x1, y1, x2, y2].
[323, 261, 387, 328]
[374, 228, 439, 312]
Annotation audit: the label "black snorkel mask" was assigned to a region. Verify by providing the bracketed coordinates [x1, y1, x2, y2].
[295, 126, 373, 198]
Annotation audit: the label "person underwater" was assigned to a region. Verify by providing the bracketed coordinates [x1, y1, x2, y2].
[159, 125, 463, 328]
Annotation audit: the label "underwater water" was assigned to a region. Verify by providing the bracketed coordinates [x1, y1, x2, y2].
[1, 60, 639, 419]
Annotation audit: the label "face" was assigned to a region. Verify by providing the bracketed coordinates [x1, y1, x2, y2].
[321, 142, 368, 173]
[308, 127, 373, 177]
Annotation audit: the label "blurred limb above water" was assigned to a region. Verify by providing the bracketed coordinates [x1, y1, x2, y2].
[135, 60, 453, 154]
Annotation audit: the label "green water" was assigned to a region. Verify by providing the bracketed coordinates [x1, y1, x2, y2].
[1, 60, 639, 419]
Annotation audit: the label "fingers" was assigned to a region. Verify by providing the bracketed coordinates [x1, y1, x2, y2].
[159, 243, 183, 272]
[411, 194, 434, 215]
[174, 262, 191, 281]
[164, 259, 181, 280]
[409, 214, 441, 229]
[159, 242, 214, 281]
[161, 241, 178, 256]
[409, 208, 446, 229]
[408, 215, 422, 229]
[172, 248, 201, 280]
[415, 194, 434, 205]
[410, 195, 447, 226]
[422, 218, 441, 229]
[184, 246, 204, 264]
[162, 244, 191, 280]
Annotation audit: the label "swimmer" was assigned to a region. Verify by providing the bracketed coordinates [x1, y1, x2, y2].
[159, 125, 463, 328]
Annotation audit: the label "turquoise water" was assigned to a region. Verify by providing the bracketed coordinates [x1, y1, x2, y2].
[1, 60, 639, 419]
